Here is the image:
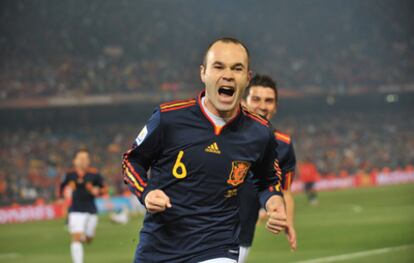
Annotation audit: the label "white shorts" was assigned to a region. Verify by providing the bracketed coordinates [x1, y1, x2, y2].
[198, 258, 237, 263]
[68, 212, 98, 237]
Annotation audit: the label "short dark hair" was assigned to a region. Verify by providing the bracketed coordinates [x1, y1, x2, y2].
[244, 74, 278, 102]
[73, 148, 90, 159]
[202, 37, 250, 69]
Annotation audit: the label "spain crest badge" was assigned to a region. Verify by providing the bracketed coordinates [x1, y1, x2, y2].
[227, 161, 251, 187]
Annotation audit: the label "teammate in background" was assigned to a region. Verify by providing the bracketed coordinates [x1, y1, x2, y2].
[59, 148, 108, 263]
[298, 157, 320, 205]
[123, 38, 287, 263]
[239, 74, 297, 263]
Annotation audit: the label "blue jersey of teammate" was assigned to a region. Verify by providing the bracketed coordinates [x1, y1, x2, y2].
[123, 91, 282, 263]
[274, 130, 296, 190]
[59, 169, 104, 214]
[239, 129, 296, 247]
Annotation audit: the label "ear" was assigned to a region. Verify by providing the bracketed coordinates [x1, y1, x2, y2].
[200, 65, 206, 83]
[247, 70, 253, 82]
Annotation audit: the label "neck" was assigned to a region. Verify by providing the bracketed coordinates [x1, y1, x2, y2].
[76, 168, 86, 175]
[204, 96, 238, 119]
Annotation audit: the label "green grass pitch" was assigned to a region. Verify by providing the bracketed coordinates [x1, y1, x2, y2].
[1, 184, 413, 263]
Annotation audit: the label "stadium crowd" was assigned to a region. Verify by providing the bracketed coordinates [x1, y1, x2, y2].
[1, 1, 413, 99]
[1, 111, 413, 205]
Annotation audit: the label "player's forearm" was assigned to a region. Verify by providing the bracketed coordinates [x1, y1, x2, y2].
[283, 190, 295, 226]
[256, 167, 284, 207]
[122, 150, 150, 203]
[57, 181, 67, 199]
[258, 183, 283, 208]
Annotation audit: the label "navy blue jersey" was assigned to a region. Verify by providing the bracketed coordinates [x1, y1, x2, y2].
[59, 169, 104, 214]
[123, 91, 282, 263]
[274, 131, 296, 190]
[239, 129, 296, 246]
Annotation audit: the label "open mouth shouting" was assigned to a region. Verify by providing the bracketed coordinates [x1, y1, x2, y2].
[217, 86, 236, 104]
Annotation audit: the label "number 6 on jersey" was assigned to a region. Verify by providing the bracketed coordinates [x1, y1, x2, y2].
[172, 150, 187, 179]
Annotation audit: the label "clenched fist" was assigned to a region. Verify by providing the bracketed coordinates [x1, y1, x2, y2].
[145, 189, 172, 214]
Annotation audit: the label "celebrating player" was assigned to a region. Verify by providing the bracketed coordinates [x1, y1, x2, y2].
[239, 74, 297, 263]
[122, 38, 287, 263]
[59, 148, 108, 263]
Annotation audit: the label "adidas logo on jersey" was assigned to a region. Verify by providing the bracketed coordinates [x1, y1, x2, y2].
[205, 142, 221, 154]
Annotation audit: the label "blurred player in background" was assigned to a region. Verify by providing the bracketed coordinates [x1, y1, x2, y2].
[59, 148, 108, 263]
[298, 157, 320, 205]
[239, 74, 297, 263]
[122, 38, 287, 263]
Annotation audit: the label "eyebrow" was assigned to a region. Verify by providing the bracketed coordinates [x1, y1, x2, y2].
[212, 61, 224, 66]
[251, 96, 275, 100]
[212, 61, 245, 69]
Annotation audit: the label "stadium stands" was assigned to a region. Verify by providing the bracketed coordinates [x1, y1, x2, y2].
[1, 0, 413, 99]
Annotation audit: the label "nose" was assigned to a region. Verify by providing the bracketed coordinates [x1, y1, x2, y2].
[221, 69, 235, 82]
[259, 100, 267, 111]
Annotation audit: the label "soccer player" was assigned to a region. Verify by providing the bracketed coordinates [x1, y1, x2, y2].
[59, 148, 108, 263]
[123, 38, 287, 263]
[239, 74, 297, 263]
[298, 157, 320, 205]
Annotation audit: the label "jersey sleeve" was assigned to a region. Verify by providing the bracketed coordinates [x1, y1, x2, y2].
[250, 129, 283, 208]
[95, 173, 105, 187]
[58, 173, 70, 198]
[95, 173, 110, 196]
[281, 140, 296, 191]
[122, 107, 162, 205]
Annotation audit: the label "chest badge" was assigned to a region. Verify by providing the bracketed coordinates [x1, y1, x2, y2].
[227, 161, 251, 187]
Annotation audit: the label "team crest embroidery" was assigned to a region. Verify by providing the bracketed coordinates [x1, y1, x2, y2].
[227, 161, 251, 187]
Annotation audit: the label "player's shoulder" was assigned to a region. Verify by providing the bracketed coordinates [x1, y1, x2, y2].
[274, 130, 292, 145]
[241, 106, 270, 128]
[159, 98, 197, 113]
[65, 169, 77, 176]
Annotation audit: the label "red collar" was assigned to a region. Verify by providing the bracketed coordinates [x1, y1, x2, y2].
[197, 90, 241, 136]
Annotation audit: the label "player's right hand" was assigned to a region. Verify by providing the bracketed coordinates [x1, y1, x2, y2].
[265, 195, 287, 235]
[145, 189, 172, 214]
[85, 182, 100, 196]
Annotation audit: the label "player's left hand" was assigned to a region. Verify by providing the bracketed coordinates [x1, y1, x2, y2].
[265, 195, 287, 235]
[145, 189, 172, 214]
[90, 187, 100, 196]
[86, 182, 100, 196]
[285, 224, 297, 251]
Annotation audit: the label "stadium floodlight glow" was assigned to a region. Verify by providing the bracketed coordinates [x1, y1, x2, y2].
[326, 95, 335, 105]
[385, 94, 399, 103]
